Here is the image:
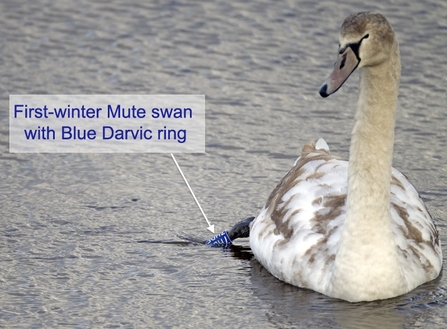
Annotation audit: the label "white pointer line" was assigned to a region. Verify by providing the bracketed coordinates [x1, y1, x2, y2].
[170, 154, 215, 233]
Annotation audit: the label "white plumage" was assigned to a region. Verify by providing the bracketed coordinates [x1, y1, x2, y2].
[249, 12, 442, 302]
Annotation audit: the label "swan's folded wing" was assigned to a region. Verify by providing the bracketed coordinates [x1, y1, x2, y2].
[390, 168, 443, 285]
[250, 141, 348, 291]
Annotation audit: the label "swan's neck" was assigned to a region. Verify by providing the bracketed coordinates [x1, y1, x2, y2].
[347, 53, 400, 227]
[330, 41, 407, 301]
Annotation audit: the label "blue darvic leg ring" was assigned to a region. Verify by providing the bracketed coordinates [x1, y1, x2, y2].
[205, 231, 232, 247]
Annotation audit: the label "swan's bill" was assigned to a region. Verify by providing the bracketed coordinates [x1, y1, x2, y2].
[319, 47, 359, 98]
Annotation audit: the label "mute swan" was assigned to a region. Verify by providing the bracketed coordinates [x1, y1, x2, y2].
[249, 12, 442, 302]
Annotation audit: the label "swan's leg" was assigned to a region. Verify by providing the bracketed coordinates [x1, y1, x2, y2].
[228, 216, 255, 240]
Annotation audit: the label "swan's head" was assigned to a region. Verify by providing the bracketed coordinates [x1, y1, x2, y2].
[319, 12, 396, 97]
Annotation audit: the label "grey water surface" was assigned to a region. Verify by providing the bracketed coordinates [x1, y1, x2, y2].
[1, 0, 447, 328]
